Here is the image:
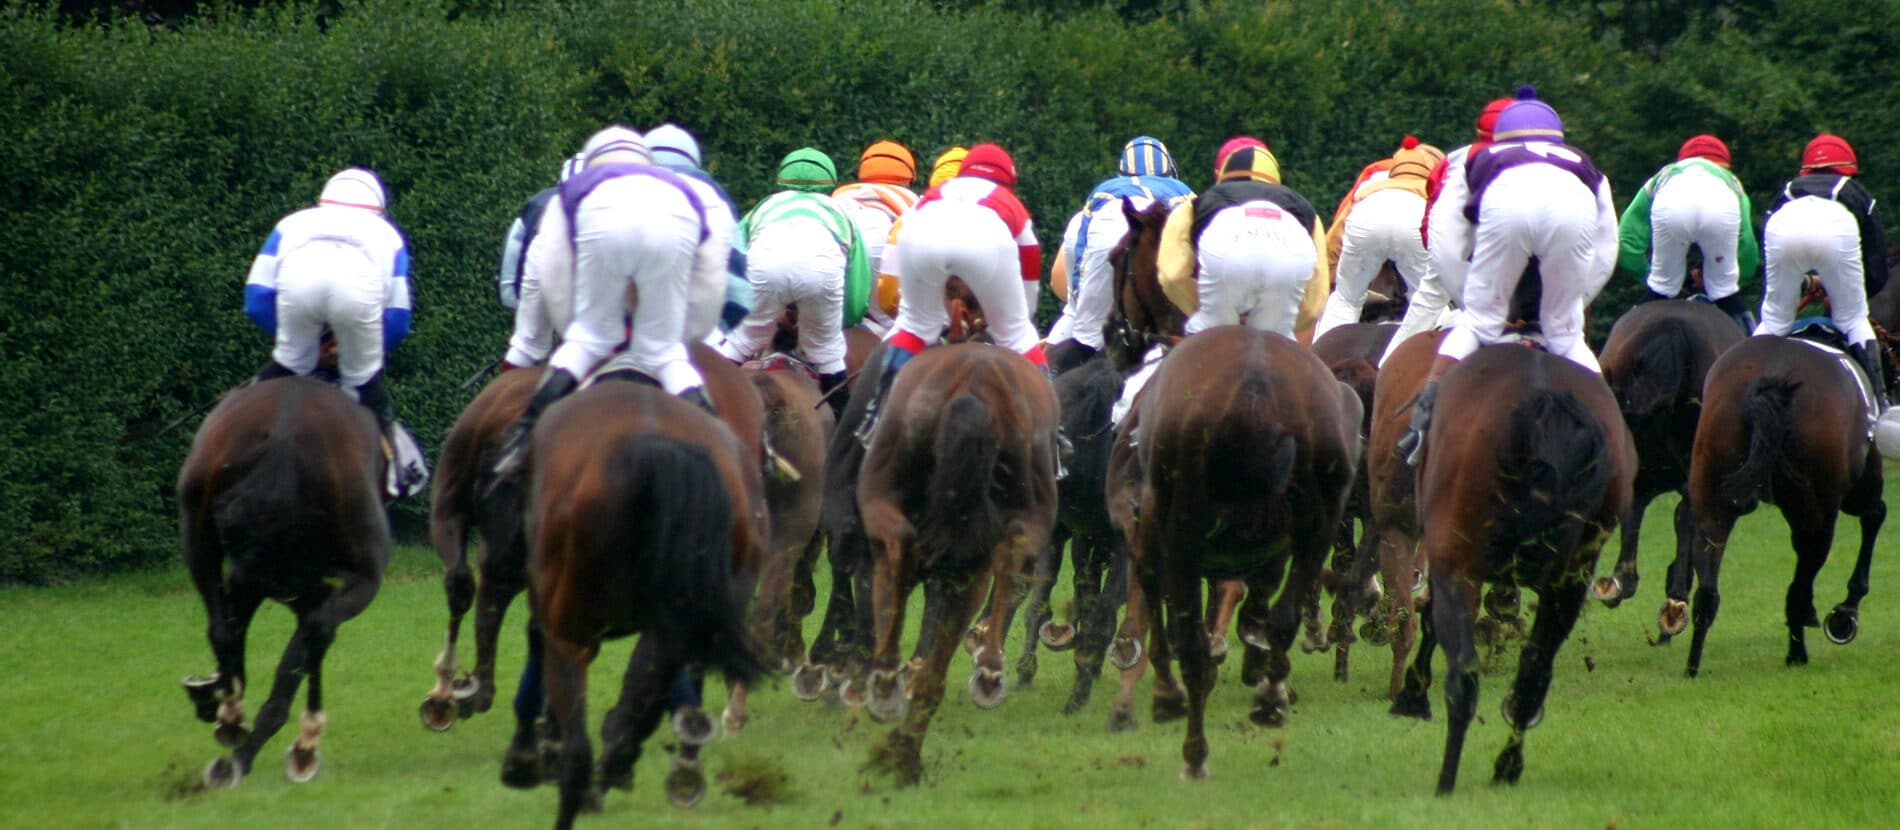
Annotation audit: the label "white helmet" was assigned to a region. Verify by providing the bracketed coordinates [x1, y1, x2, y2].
[318, 167, 386, 211]
[645, 123, 702, 170]
[580, 125, 649, 168]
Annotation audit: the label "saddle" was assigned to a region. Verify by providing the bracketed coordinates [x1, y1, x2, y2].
[740, 352, 820, 384]
[1789, 318, 1878, 436]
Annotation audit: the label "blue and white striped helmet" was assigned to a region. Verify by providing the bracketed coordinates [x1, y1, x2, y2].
[1119, 135, 1176, 178]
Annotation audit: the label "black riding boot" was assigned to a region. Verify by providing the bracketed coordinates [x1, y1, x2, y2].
[677, 385, 720, 416]
[354, 371, 398, 442]
[1848, 342, 1890, 412]
[1713, 293, 1756, 336]
[491, 368, 581, 479]
[853, 346, 915, 447]
[254, 360, 296, 384]
[1395, 356, 1459, 466]
[818, 370, 849, 421]
[1639, 286, 1675, 304]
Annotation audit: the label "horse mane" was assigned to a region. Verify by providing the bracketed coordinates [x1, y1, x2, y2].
[1488, 387, 1615, 582]
[1720, 377, 1805, 514]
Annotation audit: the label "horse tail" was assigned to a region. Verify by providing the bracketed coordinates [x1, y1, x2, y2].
[211, 435, 308, 565]
[611, 434, 770, 686]
[1491, 389, 1615, 577]
[1720, 377, 1800, 513]
[918, 394, 1004, 566]
[1211, 373, 1297, 539]
[1619, 316, 1694, 420]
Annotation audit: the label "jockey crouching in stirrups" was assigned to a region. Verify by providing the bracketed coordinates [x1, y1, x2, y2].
[1399, 87, 1619, 463]
[244, 166, 426, 498]
[491, 125, 735, 478]
[647, 123, 754, 336]
[1314, 137, 1447, 341]
[855, 142, 1049, 442]
[713, 148, 870, 419]
[1618, 134, 1760, 333]
[834, 140, 922, 335]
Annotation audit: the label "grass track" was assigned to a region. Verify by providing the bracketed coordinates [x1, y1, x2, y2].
[3, 489, 1897, 829]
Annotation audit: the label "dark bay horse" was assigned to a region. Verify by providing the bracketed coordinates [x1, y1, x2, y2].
[857, 343, 1059, 785]
[1403, 345, 1634, 794]
[1592, 300, 1743, 611]
[1309, 321, 1399, 682]
[1679, 334, 1885, 675]
[1120, 327, 1361, 780]
[524, 381, 771, 830]
[178, 377, 389, 788]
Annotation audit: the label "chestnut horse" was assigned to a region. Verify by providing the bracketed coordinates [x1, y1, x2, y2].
[1592, 300, 1743, 611]
[857, 343, 1060, 785]
[178, 377, 389, 788]
[522, 381, 770, 830]
[1399, 345, 1634, 794]
[1678, 331, 1886, 675]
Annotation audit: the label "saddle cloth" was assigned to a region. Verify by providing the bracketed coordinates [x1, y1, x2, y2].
[1110, 343, 1170, 427]
[387, 423, 429, 500]
[1787, 333, 1878, 440]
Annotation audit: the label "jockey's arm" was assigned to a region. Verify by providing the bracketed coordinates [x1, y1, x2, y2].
[243, 228, 285, 335]
[1585, 177, 1619, 304]
[497, 214, 527, 310]
[382, 239, 413, 355]
[505, 209, 565, 368]
[1614, 175, 1657, 279]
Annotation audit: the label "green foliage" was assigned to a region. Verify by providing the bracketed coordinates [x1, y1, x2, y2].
[5, 0, 1899, 580]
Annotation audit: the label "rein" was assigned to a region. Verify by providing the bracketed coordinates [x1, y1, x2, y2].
[1107, 235, 1182, 356]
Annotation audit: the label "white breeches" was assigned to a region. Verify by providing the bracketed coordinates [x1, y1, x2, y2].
[1439, 171, 1601, 373]
[1377, 270, 1458, 367]
[273, 242, 385, 390]
[1316, 189, 1431, 341]
[1048, 205, 1139, 349]
[716, 217, 848, 373]
[1647, 170, 1744, 301]
[1185, 205, 1316, 338]
[891, 201, 1039, 354]
[1757, 197, 1873, 345]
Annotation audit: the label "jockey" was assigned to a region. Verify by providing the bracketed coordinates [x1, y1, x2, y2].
[1618, 134, 1759, 331]
[244, 166, 422, 494]
[834, 140, 920, 331]
[1757, 133, 1889, 411]
[1155, 143, 1330, 339]
[1044, 136, 1195, 373]
[872, 146, 969, 324]
[1314, 136, 1447, 341]
[857, 142, 1047, 439]
[714, 148, 870, 415]
[497, 154, 585, 310]
[1378, 96, 1516, 366]
[646, 122, 753, 334]
[1400, 87, 1618, 463]
[492, 125, 732, 477]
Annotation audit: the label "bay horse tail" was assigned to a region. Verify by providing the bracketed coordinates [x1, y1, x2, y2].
[918, 394, 1004, 566]
[1720, 377, 1801, 514]
[1491, 388, 1615, 577]
[1620, 316, 1694, 421]
[608, 434, 770, 686]
[211, 434, 308, 565]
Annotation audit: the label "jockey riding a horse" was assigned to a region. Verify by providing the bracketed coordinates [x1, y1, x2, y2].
[834, 140, 921, 334]
[1314, 136, 1447, 341]
[856, 142, 1050, 438]
[243, 166, 426, 496]
[1755, 133, 1890, 413]
[868, 146, 969, 328]
[492, 125, 736, 477]
[714, 148, 870, 416]
[647, 123, 753, 333]
[1618, 134, 1759, 333]
[1045, 136, 1195, 374]
[1401, 87, 1619, 463]
[497, 154, 585, 311]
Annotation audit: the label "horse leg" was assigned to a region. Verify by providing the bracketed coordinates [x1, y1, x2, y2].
[1494, 575, 1590, 786]
[544, 636, 595, 830]
[595, 635, 672, 795]
[1685, 519, 1732, 678]
[973, 530, 1035, 709]
[1431, 572, 1481, 795]
[1108, 556, 1150, 732]
[1205, 578, 1245, 667]
[1377, 526, 1421, 702]
[863, 509, 916, 723]
[195, 585, 263, 748]
[872, 571, 981, 787]
[787, 531, 822, 660]
[799, 543, 854, 701]
[1063, 534, 1111, 714]
[423, 518, 476, 730]
[282, 570, 377, 784]
[1827, 496, 1885, 644]
[1596, 483, 1661, 607]
[500, 619, 554, 789]
[207, 598, 320, 787]
[1781, 499, 1837, 667]
[1138, 553, 1187, 724]
[466, 552, 524, 718]
[1014, 529, 1066, 690]
[1168, 559, 1214, 780]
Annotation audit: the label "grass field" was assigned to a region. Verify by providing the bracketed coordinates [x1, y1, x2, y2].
[3, 488, 1897, 830]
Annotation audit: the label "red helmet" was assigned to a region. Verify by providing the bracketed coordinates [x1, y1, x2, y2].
[960, 143, 1018, 189]
[1475, 97, 1514, 141]
[1801, 134, 1857, 176]
[1677, 134, 1731, 166]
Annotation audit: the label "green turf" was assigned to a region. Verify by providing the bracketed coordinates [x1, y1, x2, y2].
[3, 487, 1896, 829]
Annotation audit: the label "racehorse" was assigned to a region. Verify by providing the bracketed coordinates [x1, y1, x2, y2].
[520, 381, 770, 830]
[1591, 300, 1742, 611]
[1310, 321, 1398, 682]
[1678, 331, 1886, 675]
[857, 342, 1060, 785]
[178, 377, 390, 788]
[1399, 345, 1634, 794]
[1121, 326, 1361, 780]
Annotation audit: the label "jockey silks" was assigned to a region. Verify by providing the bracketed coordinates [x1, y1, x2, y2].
[739, 190, 873, 329]
[1617, 157, 1758, 302]
[1767, 173, 1887, 297]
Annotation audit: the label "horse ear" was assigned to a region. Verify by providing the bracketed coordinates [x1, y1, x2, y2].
[1121, 196, 1141, 226]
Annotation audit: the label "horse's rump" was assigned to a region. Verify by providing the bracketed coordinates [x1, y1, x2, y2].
[1720, 377, 1802, 513]
[1609, 314, 1694, 421]
[1488, 387, 1616, 582]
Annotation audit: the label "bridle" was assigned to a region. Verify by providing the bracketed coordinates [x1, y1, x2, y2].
[1106, 228, 1181, 357]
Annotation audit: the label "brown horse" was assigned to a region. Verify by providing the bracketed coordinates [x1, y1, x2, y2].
[1679, 333, 1885, 675]
[857, 343, 1059, 785]
[1309, 321, 1399, 682]
[524, 381, 771, 830]
[1363, 328, 1446, 706]
[178, 377, 389, 788]
[1592, 300, 1743, 611]
[1402, 345, 1634, 794]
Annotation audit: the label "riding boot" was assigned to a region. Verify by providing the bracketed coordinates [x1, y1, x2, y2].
[1395, 355, 1459, 466]
[853, 346, 916, 447]
[677, 385, 721, 416]
[1712, 293, 1756, 336]
[818, 370, 850, 421]
[1046, 340, 1098, 376]
[1848, 342, 1890, 413]
[1639, 286, 1675, 304]
[354, 371, 398, 442]
[253, 360, 297, 384]
[490, 368, 581, 479]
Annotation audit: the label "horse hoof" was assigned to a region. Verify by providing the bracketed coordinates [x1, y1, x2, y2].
[1109, 637, 1143, 670]
[1824, 606, 1860, 645]
[1592, 576, 1622, 606]
[963, 623, 989, 656]
[500, 746, 543, 790]
[183, 674, 221, 723]
[1492, 744, 1525, 784]
[970, 668, 1007, 710]
[665, 758, 706, 809]
[213, 721, 250, 750]
[285, 744, 320, 783]
[203, 756, 241, 789]
[1359, 619, 1391, 647]
[1388, 693, 1432, 721]
[1299, 632, 1330, 654]
[1658, 599, 1689, 637]
[1015, 651, 1039, 690]
[1039, 620, 1077, 651]
[419, 697, 457, 732]
[1249, 701, 1287, 727]
[1180, 762, 1209, 781]
[1239, 624, 1271, 651]
[1107, 709, 1137, 733]
[672, 706, 717, 747]
[1152, 692, 1187, 724]
[1501, 692, 1543, 729]
[837, 677, 869, 709]
[721, 704, 748, 738]
[581, 785, 605, 814]
[866, 670, 907, 722]
[1207, 634, 1230, 665]
[791, 663, 825, 701]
